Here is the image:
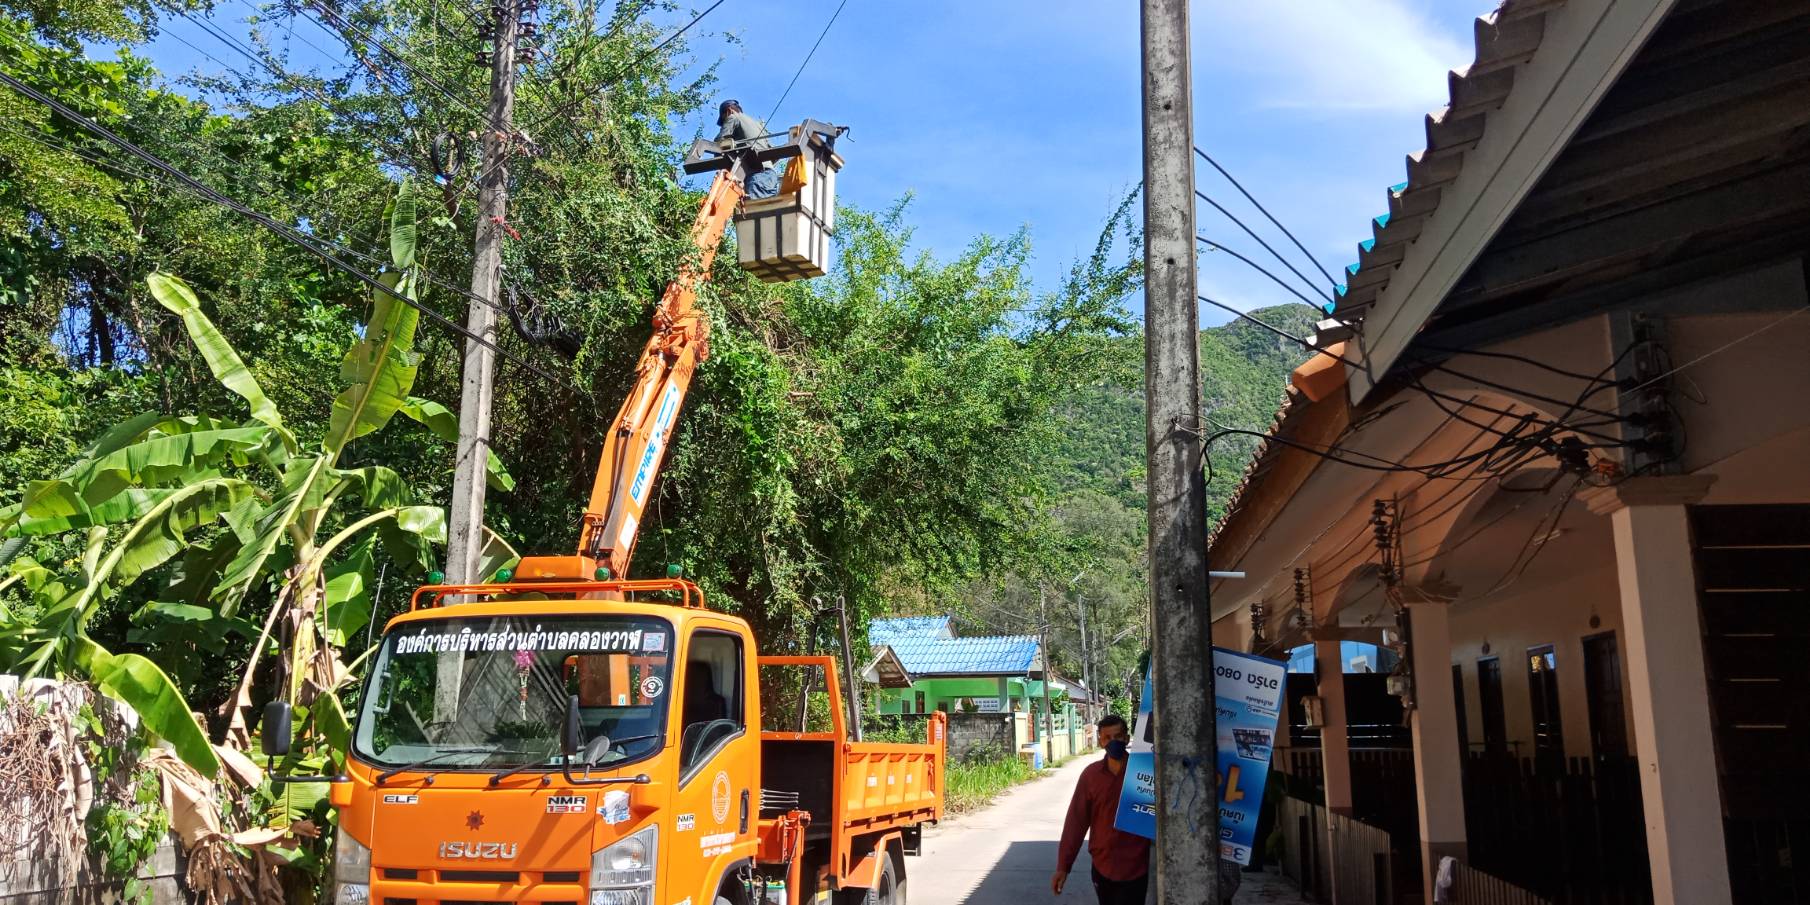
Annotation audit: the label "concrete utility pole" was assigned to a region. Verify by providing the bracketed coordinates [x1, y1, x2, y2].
[1039, 584, 1055, 763]
[445, 0, 522, 584]
[1140, 0, 1218, 901]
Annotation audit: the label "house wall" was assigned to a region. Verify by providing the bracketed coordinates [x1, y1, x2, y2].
[1441, 302, 1810, 764]
[872, 676, 1052, 714]
[1448, 550, 1626, 762]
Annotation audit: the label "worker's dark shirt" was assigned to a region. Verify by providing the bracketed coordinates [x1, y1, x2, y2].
[715, 111, 773, 169]
[1058, 757, 1152, 882]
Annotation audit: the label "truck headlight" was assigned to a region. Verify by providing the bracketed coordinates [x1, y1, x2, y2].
[589, 825, 657, 905]
[334, 827, 372, 904]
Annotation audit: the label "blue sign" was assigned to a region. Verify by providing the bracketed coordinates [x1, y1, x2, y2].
[1113, 751, 1157, 838]
[1112, 648, 1287, 866]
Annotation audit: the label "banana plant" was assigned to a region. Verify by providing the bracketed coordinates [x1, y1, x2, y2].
[0, 184, 518, 773]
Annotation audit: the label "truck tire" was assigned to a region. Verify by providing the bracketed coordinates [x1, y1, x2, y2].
[835, 849, 900, 905]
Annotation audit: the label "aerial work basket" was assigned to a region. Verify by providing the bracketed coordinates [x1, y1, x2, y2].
[682, 119, 848, 284]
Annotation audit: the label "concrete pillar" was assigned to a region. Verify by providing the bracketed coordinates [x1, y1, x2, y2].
[1314, 640, 1354, 812]
[1582, 476, 1730, 905]
[1405, 597, 1467, 905]
[1313, 639, 1354, 903]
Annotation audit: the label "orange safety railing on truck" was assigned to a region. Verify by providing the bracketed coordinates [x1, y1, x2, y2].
[407, 577, 708, 610]
[757, 654, 945, 890]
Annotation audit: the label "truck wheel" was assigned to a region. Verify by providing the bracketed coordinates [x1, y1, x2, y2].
[835, 850, 900, 905]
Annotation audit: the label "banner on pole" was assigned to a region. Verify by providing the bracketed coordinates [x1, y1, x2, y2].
[1113, 648, 1287, 865]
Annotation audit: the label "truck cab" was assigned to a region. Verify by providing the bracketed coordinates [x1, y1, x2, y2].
[334, 579, 765, 905]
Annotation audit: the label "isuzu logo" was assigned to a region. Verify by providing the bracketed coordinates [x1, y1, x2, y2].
[438, 841, 519, 860]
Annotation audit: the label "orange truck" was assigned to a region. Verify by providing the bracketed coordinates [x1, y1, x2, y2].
[260, 120, 949, 905]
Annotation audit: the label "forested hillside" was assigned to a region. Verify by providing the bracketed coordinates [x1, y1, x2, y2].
[951, 305, 1316, 703]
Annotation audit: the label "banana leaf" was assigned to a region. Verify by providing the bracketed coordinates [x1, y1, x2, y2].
[324, 538, 375, 647]
[333, 465, 408, 510]
[82, 641, 221, 777]
[9, 427, 268, 535]
[147, 273, 292, 448]
[376, 504, 446, 577]
[389, 181, 417, 269]
[396, 397, 515, 491]
[325, 270, 420, 456]
[212, 456, 329, 617]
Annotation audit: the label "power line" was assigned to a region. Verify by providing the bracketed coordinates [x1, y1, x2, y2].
[1195, 189, 1333, 307]
[1194, 145, 1340, 293]
[299, 0, 490, 122]
[0, 68, 566, 386]
[763, 0, 849, 125]
[1197, 234, 1331, 314]
[526, 0, 728, 133]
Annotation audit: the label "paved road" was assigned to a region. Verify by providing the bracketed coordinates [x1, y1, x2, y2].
[912, 756, 1100, 905]
[908, 755, 1298, 904]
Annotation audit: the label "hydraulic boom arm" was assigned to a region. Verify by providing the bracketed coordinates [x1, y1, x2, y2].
[577, 169, 742, 578]
[514, 119, 845, 584]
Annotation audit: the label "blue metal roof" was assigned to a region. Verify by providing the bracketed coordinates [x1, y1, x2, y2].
[867, 616, 952, 645]
[883, 634, 1040, 677]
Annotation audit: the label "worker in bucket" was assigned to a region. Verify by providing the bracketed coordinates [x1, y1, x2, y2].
[715, 99, 782, 199]
[1053, 714, 1152, 904]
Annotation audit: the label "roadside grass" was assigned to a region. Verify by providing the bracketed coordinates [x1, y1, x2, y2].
[946, 749, 1040, 815]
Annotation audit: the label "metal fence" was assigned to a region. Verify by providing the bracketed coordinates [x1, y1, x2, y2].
[1280, 793, 1332, 902]
[1448, 861, 1555, 905]
[1462, 754, 1652, 905]
[1277, 792, 1407, 905]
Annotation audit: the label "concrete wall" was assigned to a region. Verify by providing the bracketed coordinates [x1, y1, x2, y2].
[1448, 533, 1628, 761]
[943, 711, 1017, 760]
[0, 838, 188, 904]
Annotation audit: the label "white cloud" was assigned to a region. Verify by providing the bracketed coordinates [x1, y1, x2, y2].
[1193, 0, 1478, 113]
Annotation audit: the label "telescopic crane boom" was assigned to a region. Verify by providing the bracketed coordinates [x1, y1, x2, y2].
[515, 120, 845, 583]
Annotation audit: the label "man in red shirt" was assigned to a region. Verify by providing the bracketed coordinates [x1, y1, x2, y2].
[1053, 714, 1151, 904]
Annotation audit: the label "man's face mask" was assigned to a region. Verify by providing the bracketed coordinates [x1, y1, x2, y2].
[1105, 739, 1129, 760]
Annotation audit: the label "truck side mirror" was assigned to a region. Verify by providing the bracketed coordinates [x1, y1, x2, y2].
[261, 700, 293, 758]
[563, 694, 583, 757]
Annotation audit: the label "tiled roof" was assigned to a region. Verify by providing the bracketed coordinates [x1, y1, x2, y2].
[884, 634, 1040, 677]
[1209, 0, 1565, 556]
[1331, 0, 1564, 319]
[867, 616, 952, 645]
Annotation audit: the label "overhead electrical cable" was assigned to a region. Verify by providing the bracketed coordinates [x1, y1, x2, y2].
[763, 0, 849, 125]
[0, 69, 565, 385]
[1195, 190, 1334, 307]
[1193, 145, 1340, 292]
[1196, 236, 1329, 314]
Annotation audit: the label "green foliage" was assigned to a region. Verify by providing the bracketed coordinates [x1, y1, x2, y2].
[84, 644, 221, 775]
[946, 746, 1039, 814]
[78, 701, 170, 905]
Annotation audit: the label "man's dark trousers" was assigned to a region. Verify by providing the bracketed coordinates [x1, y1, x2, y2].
[1091, 867, 1148, 905]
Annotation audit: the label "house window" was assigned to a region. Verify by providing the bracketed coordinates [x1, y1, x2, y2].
[915, 690, 927, 714]
[1526, 644, 1563, 765]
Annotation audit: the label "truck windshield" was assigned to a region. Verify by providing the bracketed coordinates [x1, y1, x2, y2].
[353, 614, 674, 771]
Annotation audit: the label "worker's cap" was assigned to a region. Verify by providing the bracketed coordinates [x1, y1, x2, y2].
[717, 99, 740, 124]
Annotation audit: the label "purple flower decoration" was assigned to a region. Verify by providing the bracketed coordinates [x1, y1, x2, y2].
[513, 648, 534, 670]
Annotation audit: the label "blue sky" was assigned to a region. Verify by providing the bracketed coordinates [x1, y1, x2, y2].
[127, 0, 1493, 325]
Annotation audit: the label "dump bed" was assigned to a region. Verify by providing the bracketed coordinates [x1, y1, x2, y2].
[757, 656, 945, 886]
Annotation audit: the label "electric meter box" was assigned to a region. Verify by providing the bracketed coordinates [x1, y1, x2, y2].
[734, 129, 843, 283]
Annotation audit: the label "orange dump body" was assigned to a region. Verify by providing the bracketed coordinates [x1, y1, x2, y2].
[333, 581, 943, 905]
